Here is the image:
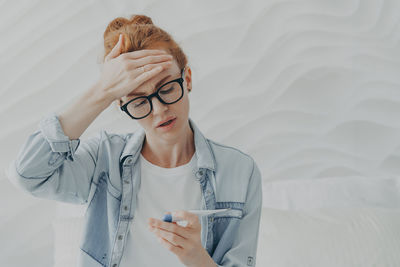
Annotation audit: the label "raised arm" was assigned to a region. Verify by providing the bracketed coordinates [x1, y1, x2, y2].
[6, 78, 110, 204]
[7, 111, 102, 204]
[6, 34, 173, 204]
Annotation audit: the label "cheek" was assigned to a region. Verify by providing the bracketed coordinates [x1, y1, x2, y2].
[174, 96, 189, 114]
[182, 95, 190, 111]
[137, 117, 153, 129]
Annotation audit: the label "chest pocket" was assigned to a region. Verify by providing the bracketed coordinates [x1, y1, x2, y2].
[213, 201, 244, 220]
[211, 201, 244, 255]
[213, 207, 243, 220]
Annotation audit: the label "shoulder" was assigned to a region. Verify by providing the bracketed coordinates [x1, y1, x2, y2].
[206, 138, 255, 172]
[205, 138, 259, 193]
[205, 138, 261, 204]
[96, 130, 132, 143]
[88, 130, 133, 156]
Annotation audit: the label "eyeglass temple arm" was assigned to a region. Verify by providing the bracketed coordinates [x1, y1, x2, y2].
[181, 66, 185, 80]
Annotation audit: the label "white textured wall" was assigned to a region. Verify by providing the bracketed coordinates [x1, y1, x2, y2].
[1, 0, 400, 266]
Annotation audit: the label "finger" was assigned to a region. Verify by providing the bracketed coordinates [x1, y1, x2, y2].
[131, 65, 165, 89]
[105, 33, 123, 62]
[124, 54, 173, 71]
[149, 218, 188, 238]
[121, 49, 169, 60]
[130, 60, 172, 77]
[158, 236, 184, 254]
[153, 227, 186, 248]
[119, 64, 167, 98]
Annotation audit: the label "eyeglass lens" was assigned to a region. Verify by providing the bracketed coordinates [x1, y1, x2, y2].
[126, 81, 182, 118]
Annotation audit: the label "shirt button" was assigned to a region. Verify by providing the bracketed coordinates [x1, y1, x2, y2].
[195, 170, 204, 179]
[126, 158, 133, 164]
[124, 180, 130, 184]
[124, 206, 128, 211]
[118, 235, 123, 240]
[113, 264, 117, 267]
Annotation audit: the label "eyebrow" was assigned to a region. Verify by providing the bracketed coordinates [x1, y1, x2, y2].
[128, 75, 172, 96]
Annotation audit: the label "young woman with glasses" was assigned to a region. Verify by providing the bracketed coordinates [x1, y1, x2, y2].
[9, 14, 263, 267]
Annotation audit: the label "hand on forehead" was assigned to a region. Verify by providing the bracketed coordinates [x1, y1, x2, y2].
[141, 64, 177, 92]
[120, 60, 180, 104]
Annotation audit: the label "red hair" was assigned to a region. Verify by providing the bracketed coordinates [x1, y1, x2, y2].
[103, 14, 188, 70]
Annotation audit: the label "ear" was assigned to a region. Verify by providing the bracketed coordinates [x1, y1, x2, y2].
[183, 66, 192, 92]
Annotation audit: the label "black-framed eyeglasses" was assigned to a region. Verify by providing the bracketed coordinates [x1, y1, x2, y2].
[120, 67, 185, 120]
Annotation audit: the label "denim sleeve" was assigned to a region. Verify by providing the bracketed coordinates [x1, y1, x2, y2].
[6, 112, 101, 205]
[217, 160, 263, 267]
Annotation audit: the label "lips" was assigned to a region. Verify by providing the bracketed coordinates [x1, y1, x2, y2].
[157, 117, 176, 127]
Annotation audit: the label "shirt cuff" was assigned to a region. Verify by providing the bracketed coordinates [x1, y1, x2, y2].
[39, 111, 80, 161]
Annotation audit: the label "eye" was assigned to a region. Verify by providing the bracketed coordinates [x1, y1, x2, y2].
[133, 99, 147, 107]
[160, 87, 174, 94]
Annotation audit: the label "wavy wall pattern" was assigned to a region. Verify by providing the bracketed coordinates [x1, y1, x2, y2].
[1, 0, 399, 266]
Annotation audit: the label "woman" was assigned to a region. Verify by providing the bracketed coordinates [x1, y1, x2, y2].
[8, 14, 262, 267]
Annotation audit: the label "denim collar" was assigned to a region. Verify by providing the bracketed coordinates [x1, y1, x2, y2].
[119, 117, 216, 172]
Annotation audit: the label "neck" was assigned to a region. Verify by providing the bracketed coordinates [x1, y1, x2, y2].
[141, 121, 195, 168]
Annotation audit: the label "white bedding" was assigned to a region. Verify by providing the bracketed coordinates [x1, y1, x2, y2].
[257, 207, 400, 267]
[263, 176, 400, 210]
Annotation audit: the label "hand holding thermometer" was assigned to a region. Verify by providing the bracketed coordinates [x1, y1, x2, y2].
[162, 208, 231, 223]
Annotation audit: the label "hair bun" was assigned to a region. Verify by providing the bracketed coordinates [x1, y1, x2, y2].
[129, 14, 153, 25]
[107, 17, 130, 31]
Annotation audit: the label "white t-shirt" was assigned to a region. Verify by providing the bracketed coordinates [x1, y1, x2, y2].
[119, 151, 202, 267]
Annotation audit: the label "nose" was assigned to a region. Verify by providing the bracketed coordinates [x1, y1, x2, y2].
[151, 96, 168, 115]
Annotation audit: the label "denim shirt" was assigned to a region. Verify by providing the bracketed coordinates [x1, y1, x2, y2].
[7, 112, 263, 267]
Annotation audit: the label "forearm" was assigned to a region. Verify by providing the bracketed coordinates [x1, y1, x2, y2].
[58, 82, 111, 140]
[189, 249, 217, 267]
[201, 255, 217, 267]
